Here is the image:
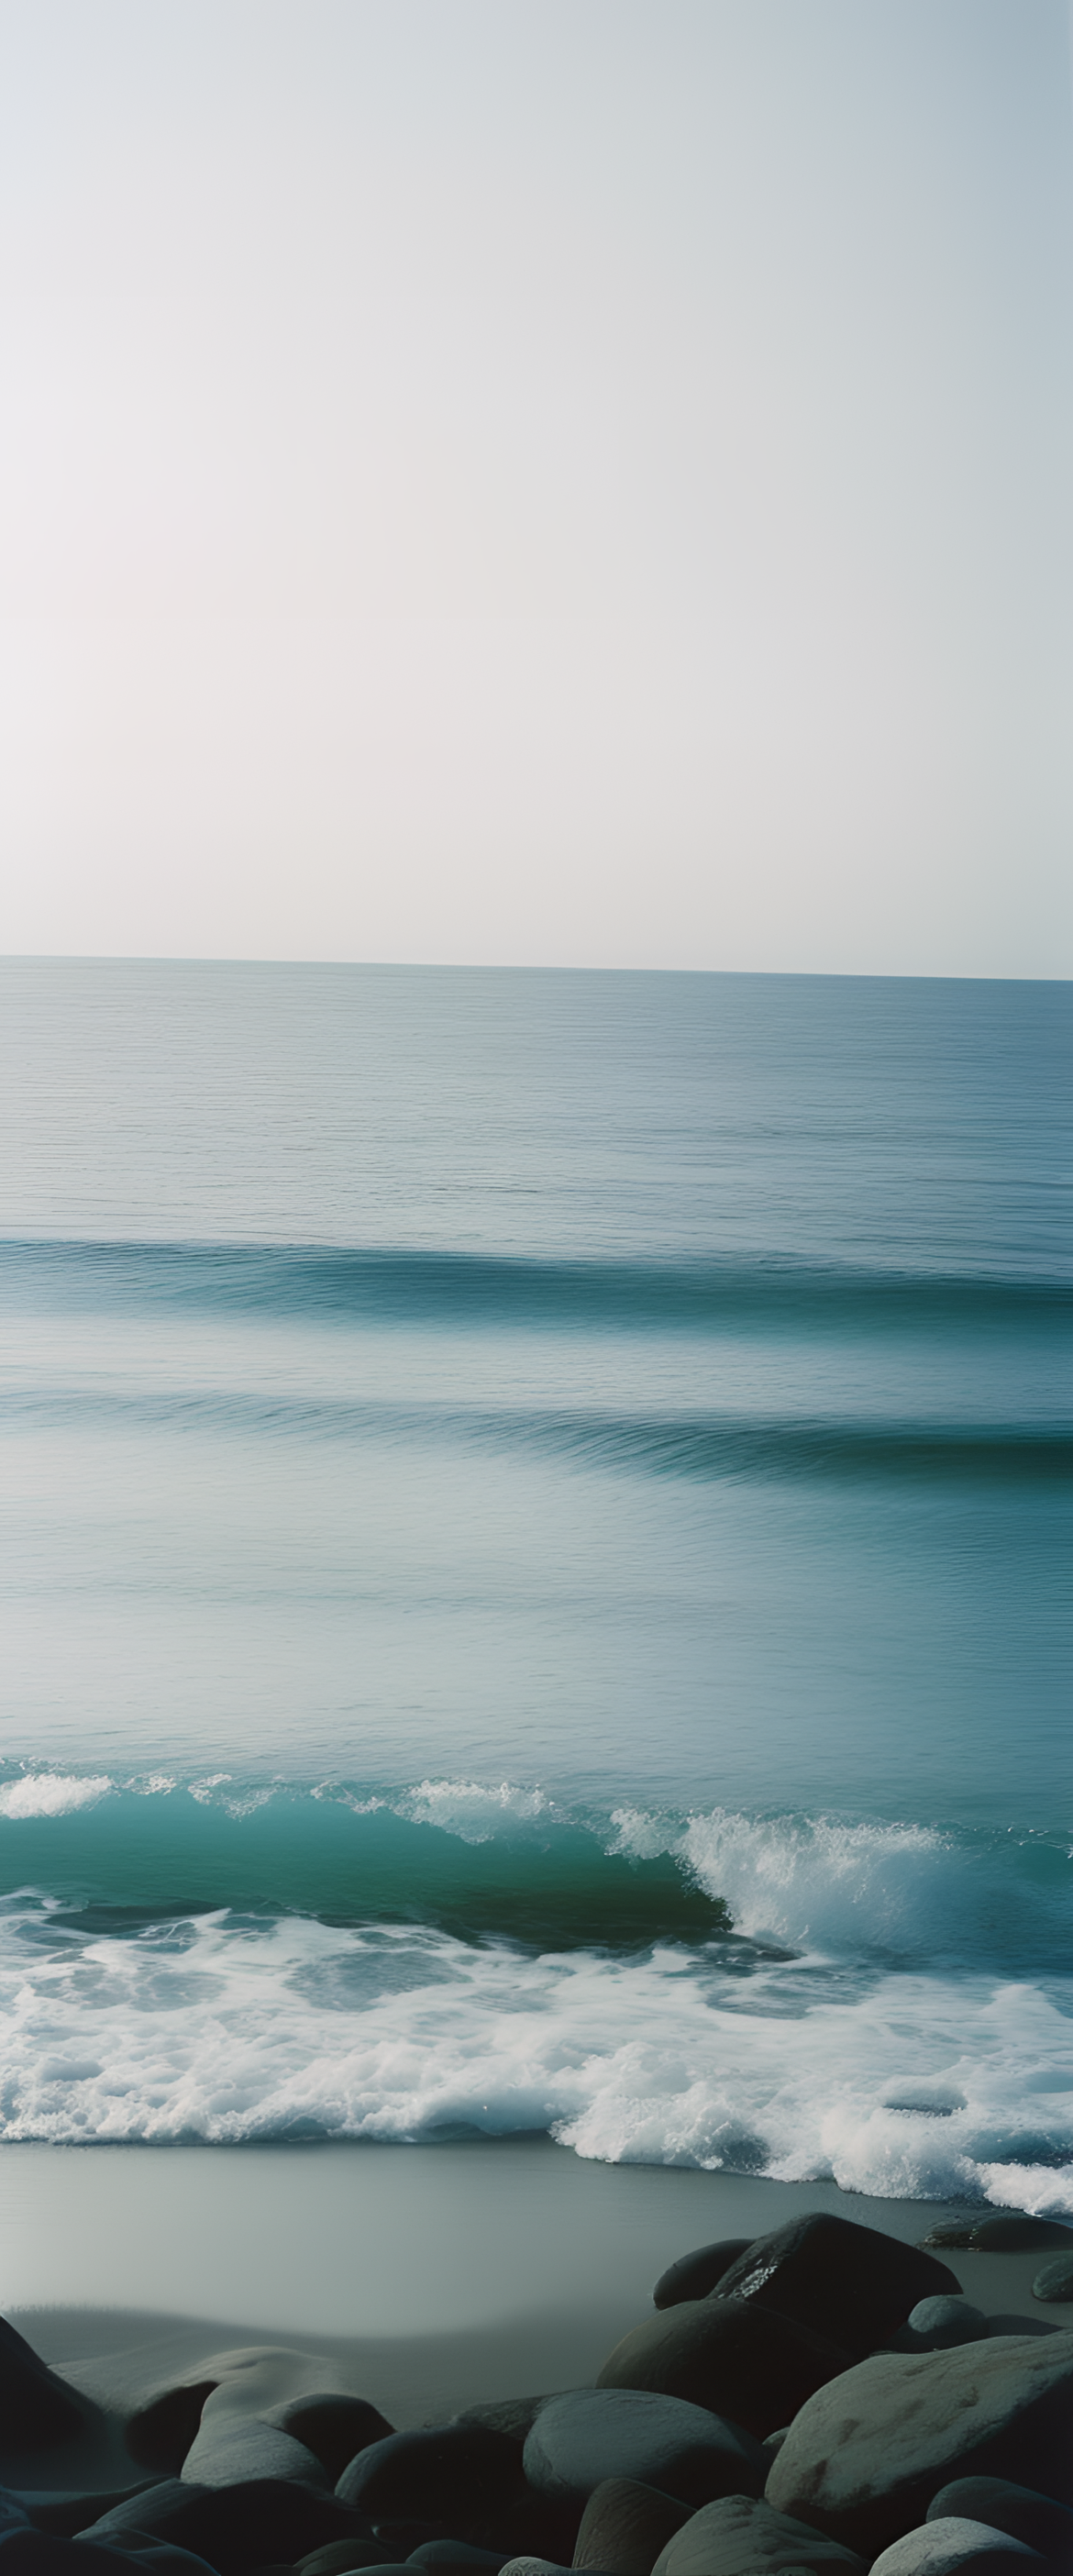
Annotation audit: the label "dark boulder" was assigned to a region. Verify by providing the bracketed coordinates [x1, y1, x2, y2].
[20, 2489, 163, 2538]
[337, 2430, 522, 2527]
[715, 2215, 959, 2356]
[596, 2296, 851, 2439]
[270, 2399, 394, 2487]
[296, 2548, 397, 2576]
[927, 2478, 1073, 2561]
[648, 2494, 866, 2576]
[765, 2332, 1073, 2557]
[408, 2547, 511, 2572]
[0, 2538, 214, 2574]
[652, 2245, 754, 2311]
[78, 2474, 368, 2573]
[571, 2479, 691, 2574]
[525, 2391, 764, 2513]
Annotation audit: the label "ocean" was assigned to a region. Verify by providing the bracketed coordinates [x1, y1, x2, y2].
[0, 958, 1069, 2215]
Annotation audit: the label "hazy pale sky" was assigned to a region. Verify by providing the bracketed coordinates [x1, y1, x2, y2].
[2, 0, 1071, 973]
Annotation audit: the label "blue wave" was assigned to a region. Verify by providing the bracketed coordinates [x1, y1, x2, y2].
[2, 1382, 1068, 1482]
[2, 1237, 1069, 1333]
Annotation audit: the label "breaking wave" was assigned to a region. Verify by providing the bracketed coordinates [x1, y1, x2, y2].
[0, 1772, 1068, 2197]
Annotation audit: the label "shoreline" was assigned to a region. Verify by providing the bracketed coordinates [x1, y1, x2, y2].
[2, 2145, 1068, 2485]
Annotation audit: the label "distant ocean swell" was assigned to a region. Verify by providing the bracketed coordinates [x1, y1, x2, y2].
[3, 1387, 1067, 1484]
[0, 1773, 1069, 2208]
[3, 1238, 1070, 1328]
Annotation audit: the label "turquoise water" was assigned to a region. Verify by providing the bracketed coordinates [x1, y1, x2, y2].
[0, 960, 1068, 2203]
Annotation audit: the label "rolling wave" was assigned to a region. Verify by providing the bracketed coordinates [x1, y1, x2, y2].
[2, 1384, 1067, 1483]
[0, 1774, 1066, 1971]
[2, 1237, 1069, 1333]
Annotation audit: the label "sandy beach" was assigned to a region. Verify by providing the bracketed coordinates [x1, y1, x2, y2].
[1, 2142, 1069, 2501]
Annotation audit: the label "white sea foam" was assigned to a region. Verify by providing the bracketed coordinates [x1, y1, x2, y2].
[0, 1774, 113, 1819]
[400, 1780, 558, 1841]
[0, 1898, 1067, 2208]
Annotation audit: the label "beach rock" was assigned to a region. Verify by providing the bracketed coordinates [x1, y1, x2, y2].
[182, 2391, 329, 2490]
[571, 2477, 691, 2572]
[868, 2520, 1045, 2576]
[408, 2545, 510, 2571]
[596, 2297, 851, 2439]
[127, 2386, 220, 2473]
[263, 2398, 393, 2487]
[78, 2474, 368, 2573]
[495, 2560, 576, 2576]
[373, 2530, 450, 2559]
[765, 2333, 1073, 2556]
[465, 2490, 581, 2565]
[451, 2404, 558, 2449]
[968, 2224, 1071, 2257]
[652, 2244, 754, 2311]
[919, 2224, 1071, 2257]
[927, 2479, 1073, 2561]
[714, 2215, 960, 2356]
[1032, 2257, 1073, 2306]
[0, 2540, 216, 2574]
[886, 2303, 989, 2356]
[296, 2548, 397, 2576]
[648, 2493, 867, 2576]
[525, 2391, 765, 2513]
[0, 2319, 94, 2451]
[982, 2322, 1057, 2343]
[20, 2490, 165, 2538]
[337, 2429, 522, 2526]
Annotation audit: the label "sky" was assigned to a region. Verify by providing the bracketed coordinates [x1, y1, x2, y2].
[2, 0, 1071, 975]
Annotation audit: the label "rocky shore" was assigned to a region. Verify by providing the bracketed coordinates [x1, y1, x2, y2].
[2, 2211, 1071, 2576]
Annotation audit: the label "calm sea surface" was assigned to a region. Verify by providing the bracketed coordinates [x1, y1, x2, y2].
[0, 960, 1069, 2204]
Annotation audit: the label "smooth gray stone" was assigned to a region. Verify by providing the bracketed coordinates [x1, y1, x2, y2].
[649, 2494, 866, 2576]
[1032, 2256, 1073, 2305]
[571, 2478, 691, 2574]
[181, 2390, 329, 2490]
[19, 2493, 161, 2540]
[927, 2478, 1073, 2562]
[449, 2404, 558, 2448]
[886, 2302, 989, 2356]
[920, 2221, 1071, 2256]
[337, 2428, 521, 2521]
[765, 2334, 1073, 2557]
[596, 2296, 851, 2440]
[85, 2537, 220, 2574]
[969, 2223, 1072, 2255]
[652, 2243, 754, 2311]
[715, 2214, 960, 2357]
[525, 2391, 765, 2510]
[868, 2519, 1045, 2576]
[496, 2561, 576, 2576]
[78, 2475, 367, 2574]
